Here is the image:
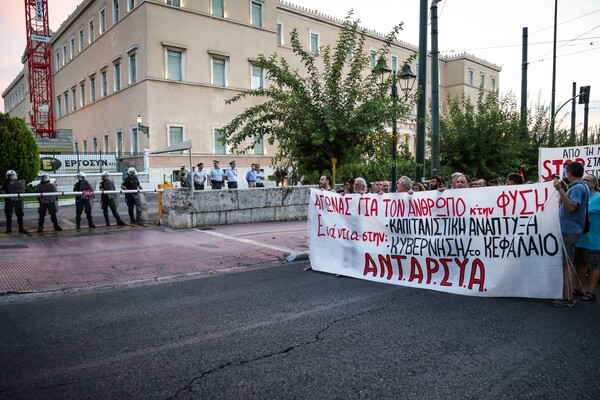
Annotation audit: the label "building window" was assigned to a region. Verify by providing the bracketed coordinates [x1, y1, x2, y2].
[369, 49, 377, 68]
[101, 69, 108, 97]
[251, 65, 263, 89]
[165, 48, 184, 81]
[480, 73, 485, 88]
[64, 92, 69, 114]
[56, 96, 62, 118]
[83, 140, 88, 153]
[253, 135, 264, 155]
[391, 56, 398, 73]
[213, 128, 226, 154]
[211, 57, 227, 87]
[310, 32, 320, 54]
[114, 59, 121, 91]
[251, 1, 262, 27]
[276, 22, 283, 45]
[168, 125, 184, 153]
[116, 131, 123, 155]
[128, 51, 137, 84]
[165, 0, 180, 6]
[131, 127, 139, 154]
[468, 70, 474, 86]
[71, 87, 77, 111]
[88, 19, 95, 43]
[113, 0, 120, 23]
[104, 134, 110, 152]
[55, 51, 60, 70]
[80, 82, 85, 107]
[70, 37, 75, 59]
[62, 45, 67, 65]
[93, 137, 98, 153]
[127, 0, 135, 12]
[90, 75, 96, 102]
[491, 77, 496, 91]
[100, 9, 106, 33]
[79, 28, 84, 51]
[212, 0, 224, 17]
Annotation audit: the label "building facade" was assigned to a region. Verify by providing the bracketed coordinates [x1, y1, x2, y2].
[3, 0, 501, 186]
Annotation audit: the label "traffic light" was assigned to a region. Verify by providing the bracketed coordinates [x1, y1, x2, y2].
[579, 86, 590, 104]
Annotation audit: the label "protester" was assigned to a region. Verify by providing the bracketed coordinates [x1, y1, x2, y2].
[506, 173, 524, 185]
[372, 178, 384, 194]
[574, 174, 599, 301]
[382, 180, 390, 193]
[338, 179, 354, 194]
[0, 170, 26, 233]
[450, 172, 463, 189]
[100, 172, 126, 226]
[552, 161, 589, 307]
[396, 176, 412, 193]
[318, 173, 335, 192]
[73, 172, 96, 229]
[454, 174, 469, 189]
[412, 182, 426, 192]
[353, 178, 367, 194]
[36, 173, 62, 232]
[429, 176, 444, 190]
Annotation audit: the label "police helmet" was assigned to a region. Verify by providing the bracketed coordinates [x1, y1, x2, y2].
[6, 170, 17, 179]
[101, 171, 110, 177]
[77, 172, 87, 180]
[127, 167, 137, 176]
[40, 173, 50, 182]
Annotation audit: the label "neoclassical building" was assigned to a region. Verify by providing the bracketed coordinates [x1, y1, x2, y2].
[3, 0, 501, 184]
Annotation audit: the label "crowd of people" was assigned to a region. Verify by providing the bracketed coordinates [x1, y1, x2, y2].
[317, 163, 599, 307]
[178, 160, 266, 190]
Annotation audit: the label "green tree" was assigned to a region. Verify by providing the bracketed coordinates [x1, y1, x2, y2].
[0, 113, 39, 183]
[439, 91, 523, 181]
[220, 13, 412, 182]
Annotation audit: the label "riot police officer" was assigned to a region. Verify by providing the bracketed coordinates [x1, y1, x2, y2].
[73, 172, 96, 229]
[36, 173, 62, 232]
[0, 170, 26, 233]
[100, 172, 126, 226]
[121, 167, 143, 223]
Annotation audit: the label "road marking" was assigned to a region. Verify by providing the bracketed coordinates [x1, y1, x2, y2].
[196, 229, 297, 253]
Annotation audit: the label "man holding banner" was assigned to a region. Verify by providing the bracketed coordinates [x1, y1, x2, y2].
[552, 161, 589, 307]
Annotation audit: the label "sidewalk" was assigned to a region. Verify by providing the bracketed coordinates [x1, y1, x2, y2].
[0, 220, 309, 301]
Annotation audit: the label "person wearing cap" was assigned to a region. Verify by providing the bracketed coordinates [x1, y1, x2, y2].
[73, 172, 96, 229]
[179, 164, 189, 188]
[255, 163, 265, 188]
[246, 163, 257, 188]
[193, 162, 207, 190]
[207, 160, 224, 189]
[1, 170, 26, 233]
[224, 160, 239, 189]
[36, 173, 62, 232]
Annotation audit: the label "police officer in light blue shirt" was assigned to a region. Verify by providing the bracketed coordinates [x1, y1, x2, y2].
[208, 160, 224, 189]
[224, 160, 239, 189]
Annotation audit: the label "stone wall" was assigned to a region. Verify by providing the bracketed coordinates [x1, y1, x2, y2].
[161, 186, 314, 229]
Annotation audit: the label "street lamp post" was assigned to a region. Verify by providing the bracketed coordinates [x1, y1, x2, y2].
[373, 59, 416, 192]
[137, 115, 149, 137]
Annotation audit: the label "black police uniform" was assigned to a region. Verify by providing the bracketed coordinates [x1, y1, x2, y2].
[1, 180, 25, 233]
[74, 179, 95, 228]
[122, 175, 141, 223]
[36, 181, 62, 232]
[100, 178, 125, 226]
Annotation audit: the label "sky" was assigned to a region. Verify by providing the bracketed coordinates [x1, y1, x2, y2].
[1, 0, 599, 130]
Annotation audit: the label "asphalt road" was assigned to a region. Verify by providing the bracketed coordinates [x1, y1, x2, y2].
[1, 261, 599, 399]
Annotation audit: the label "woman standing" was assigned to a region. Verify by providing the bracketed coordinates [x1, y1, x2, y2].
[574, 174, 600, 301]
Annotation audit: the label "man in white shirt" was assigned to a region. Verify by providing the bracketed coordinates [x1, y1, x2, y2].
[193, 162, 207, 190]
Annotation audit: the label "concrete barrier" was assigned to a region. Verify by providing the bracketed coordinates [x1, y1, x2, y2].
[161, 186, 314, 228]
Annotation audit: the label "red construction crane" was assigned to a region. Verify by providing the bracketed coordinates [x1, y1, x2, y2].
[24, 0, 55, 138]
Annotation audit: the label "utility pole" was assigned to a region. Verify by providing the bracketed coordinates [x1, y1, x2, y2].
[570, 82, 576, 144]
[430, 0, 441, 178]
[415, 0, 428, 183]
[549, 0, 558, 146]
[520, 27, 528, 139]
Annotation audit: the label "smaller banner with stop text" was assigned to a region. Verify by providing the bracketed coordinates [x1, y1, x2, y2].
[308, 183, 563, 298]
[539, 144, 600, 181]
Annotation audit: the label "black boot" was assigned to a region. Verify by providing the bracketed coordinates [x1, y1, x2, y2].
[37, 226, 43, 232]
[88, 216, 96, 228]
[76, 217, 81, 229]
[51, 215, 62, 231]
[17, 214, 27, 233]
[5, 217, 12, 233]
[117, 220, 126, 226]
[105, 218, 111, 227]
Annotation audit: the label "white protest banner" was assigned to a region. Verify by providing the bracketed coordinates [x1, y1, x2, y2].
[538, 144, 600, 181]
[308, 182, 563, 298]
